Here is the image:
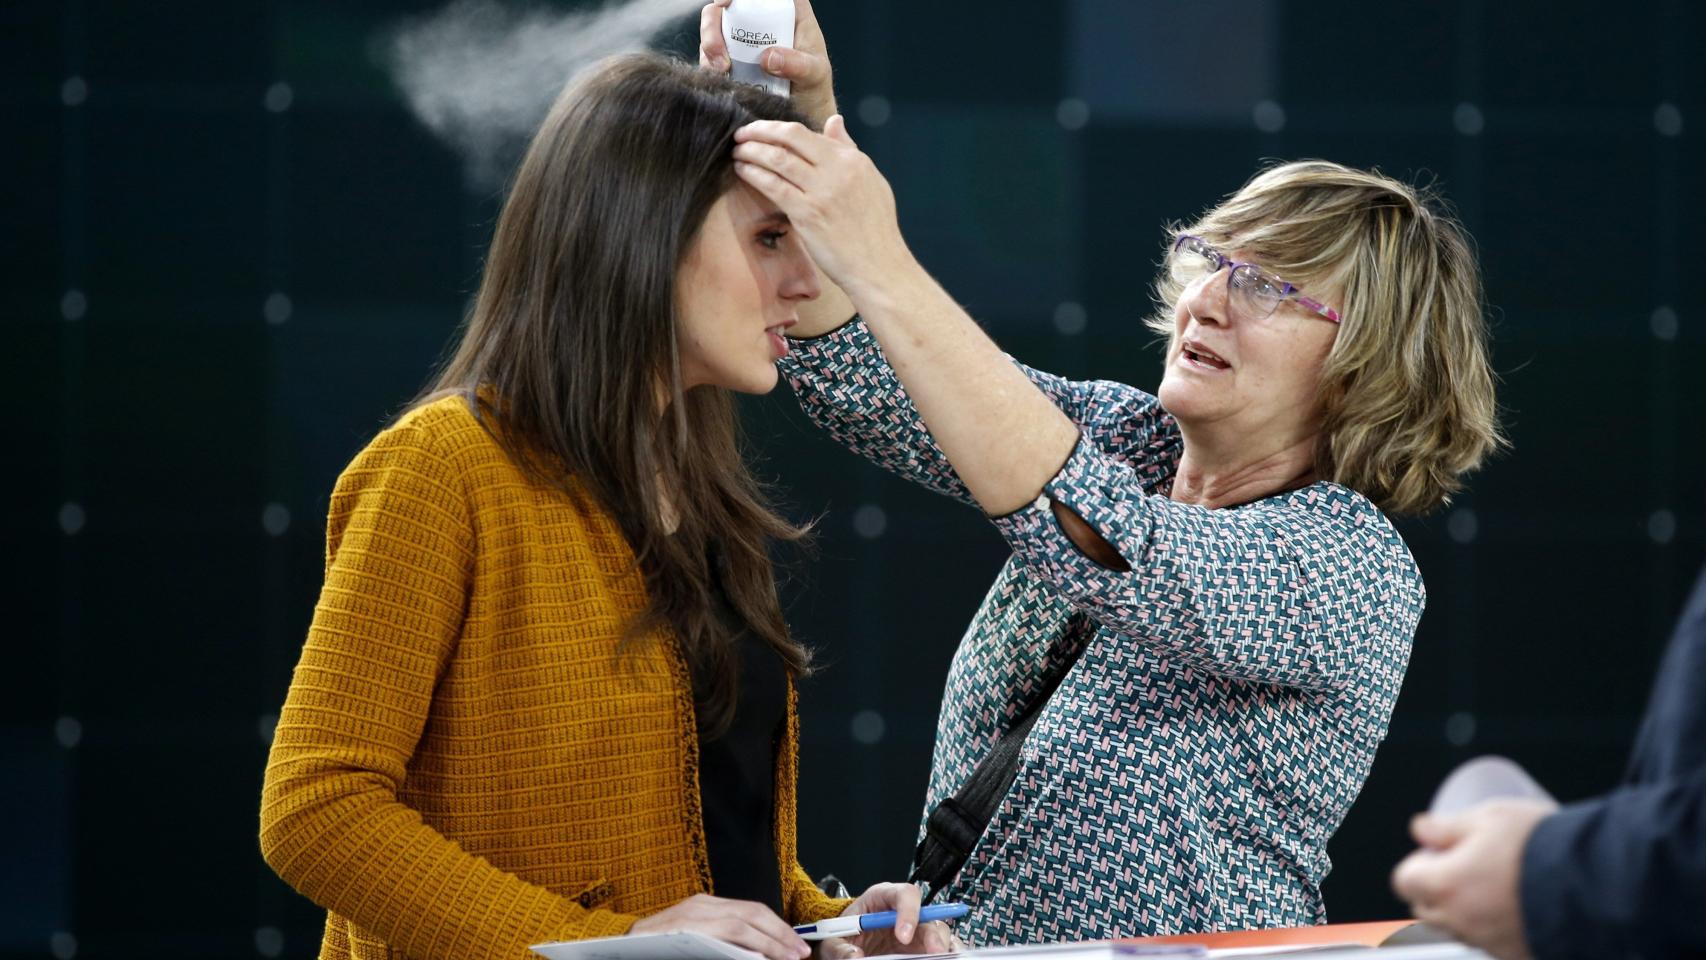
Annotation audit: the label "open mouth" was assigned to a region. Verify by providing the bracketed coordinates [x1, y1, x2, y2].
[1181, 342, 1231, 371]
[766, 320, 796, 358]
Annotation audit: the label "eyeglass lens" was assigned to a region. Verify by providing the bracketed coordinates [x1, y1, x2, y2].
[1171, 240, 1284, 319]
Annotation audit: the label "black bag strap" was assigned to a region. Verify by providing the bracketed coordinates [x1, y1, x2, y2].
[909, 617, 1089, 901]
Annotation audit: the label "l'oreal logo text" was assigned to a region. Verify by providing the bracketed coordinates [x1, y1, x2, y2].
[731, 28, 778, 45]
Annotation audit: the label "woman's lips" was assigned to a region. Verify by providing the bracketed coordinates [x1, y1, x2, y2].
[1180, 341, 1231, 371]
[766, 319, 796, 359]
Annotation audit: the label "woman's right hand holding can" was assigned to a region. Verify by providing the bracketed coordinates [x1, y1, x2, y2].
[700, 0, 839, 126]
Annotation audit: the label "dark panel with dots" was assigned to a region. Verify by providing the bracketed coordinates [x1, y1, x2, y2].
[5, 0, 1702, 955]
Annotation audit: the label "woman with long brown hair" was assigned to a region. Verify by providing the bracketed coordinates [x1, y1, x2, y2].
[259, 54, 943, 960]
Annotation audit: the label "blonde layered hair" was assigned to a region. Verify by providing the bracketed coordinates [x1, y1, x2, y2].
[1148, 160, 1503, 516]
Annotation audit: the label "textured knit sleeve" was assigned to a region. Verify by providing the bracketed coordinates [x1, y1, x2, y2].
[990, 437, 1422, 692]
[259, 421, 638, 960]
[780, 316, 1180, 506]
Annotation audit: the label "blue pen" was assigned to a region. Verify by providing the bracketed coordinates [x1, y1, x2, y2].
[793, 902, 971, 941]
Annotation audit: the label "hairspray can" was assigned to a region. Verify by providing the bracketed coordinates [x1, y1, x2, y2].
[721, 0, 794, 97]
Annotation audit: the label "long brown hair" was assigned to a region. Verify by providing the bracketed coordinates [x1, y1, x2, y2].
[414, 54, 814, 734]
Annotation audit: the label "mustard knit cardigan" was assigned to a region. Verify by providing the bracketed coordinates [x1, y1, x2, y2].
[259, 396, 848, 960]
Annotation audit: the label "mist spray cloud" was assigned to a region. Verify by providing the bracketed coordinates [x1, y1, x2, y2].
[382, 0, 705, 190]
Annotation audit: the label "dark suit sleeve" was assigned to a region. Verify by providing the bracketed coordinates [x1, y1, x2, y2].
[1519, 765, 1706, 960]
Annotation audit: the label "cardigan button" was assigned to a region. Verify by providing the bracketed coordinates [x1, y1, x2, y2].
[575, 881, 615, 909]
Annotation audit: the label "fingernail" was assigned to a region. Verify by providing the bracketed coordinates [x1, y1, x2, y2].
[898, 923, 913, 941]
[764, 49, 783, 73]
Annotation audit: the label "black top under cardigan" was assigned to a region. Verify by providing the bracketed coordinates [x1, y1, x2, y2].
[689, 549, 787, 915]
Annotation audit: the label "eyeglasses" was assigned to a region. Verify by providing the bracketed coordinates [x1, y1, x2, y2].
[1168, 235, 1342, 324]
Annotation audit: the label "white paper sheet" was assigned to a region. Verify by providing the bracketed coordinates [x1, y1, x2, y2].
[532, 931, 764, 960]
[1427, 755, 1556, 817]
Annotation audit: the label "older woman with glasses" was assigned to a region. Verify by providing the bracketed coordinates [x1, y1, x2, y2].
[700, 3, 1500, 944]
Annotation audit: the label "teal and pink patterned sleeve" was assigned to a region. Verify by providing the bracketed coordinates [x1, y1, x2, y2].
[780, 317, 977, 506]
[782, 316, 1420, 694]
[779, 315, 1180, 507]
[990, 437, 1423, 692]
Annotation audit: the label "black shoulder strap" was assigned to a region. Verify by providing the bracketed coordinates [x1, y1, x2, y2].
[909, 616, 1089, 901]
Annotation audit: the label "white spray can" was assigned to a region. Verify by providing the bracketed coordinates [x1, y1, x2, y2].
[721, 0, 795, 97]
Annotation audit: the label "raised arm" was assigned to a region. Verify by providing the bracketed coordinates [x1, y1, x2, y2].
[733, 119, 1082, 517]
[782, 315, 1179, 508]
[988, 435, 1421, 691]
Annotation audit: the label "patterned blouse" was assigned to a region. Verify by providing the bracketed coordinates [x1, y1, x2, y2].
[779, 318, 1423, 943]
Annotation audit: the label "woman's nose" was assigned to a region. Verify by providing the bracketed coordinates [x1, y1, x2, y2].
[780, 247, 821, 302]
[1180, 271, 1230, 325]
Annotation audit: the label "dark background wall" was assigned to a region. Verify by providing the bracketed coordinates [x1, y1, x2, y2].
[5, 1, 1703, 957]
